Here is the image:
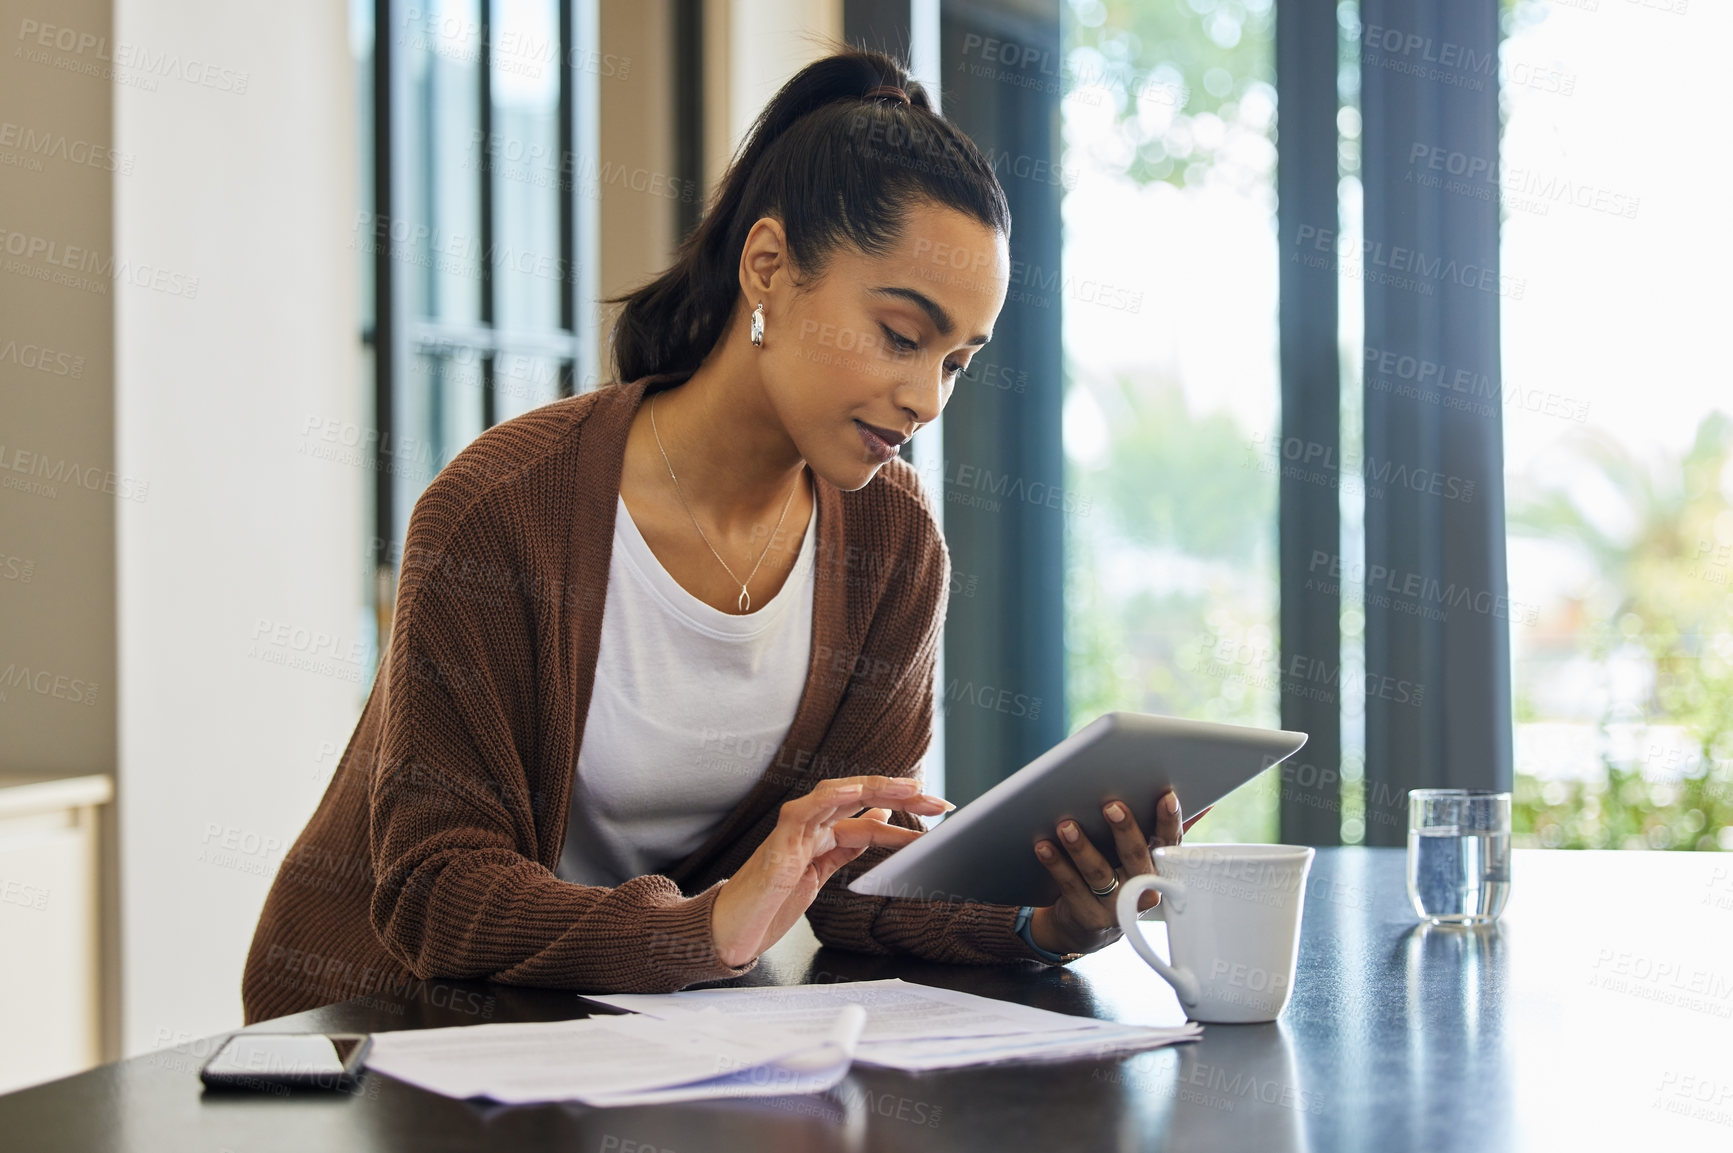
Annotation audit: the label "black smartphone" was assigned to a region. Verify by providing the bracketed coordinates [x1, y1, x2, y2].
[198, 1032, 372, 1092]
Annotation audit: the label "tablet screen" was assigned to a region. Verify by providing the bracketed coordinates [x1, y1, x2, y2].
[848, 711, 1306, 906]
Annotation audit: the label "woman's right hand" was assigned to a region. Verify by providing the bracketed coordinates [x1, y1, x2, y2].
[709, 775, 953, 967]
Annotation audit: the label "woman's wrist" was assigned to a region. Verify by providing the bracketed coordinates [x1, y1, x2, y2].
[1029, 905, 1087, 958]
[709, 877, 756, 968]
[1013, 905, 1065, 962]
[1030, 904, 1121, 958]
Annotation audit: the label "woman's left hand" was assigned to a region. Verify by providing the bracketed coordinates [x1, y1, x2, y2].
[1027, 790, 1212, 958]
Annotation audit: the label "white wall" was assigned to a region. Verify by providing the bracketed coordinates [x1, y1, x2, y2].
[0, 0, 115, 785]
[114, 0, 362, 1054]
[728, 0, 844, 148]
[704, 0, 844, 192]
[0, 0, 121, 1068]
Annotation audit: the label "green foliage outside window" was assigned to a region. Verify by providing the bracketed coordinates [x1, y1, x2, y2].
[1508, 414, 1733, 851]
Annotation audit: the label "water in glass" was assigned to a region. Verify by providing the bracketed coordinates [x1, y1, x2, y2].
[1407, 825, 1510, 924]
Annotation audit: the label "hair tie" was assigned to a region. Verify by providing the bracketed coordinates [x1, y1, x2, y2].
[863, 84, 911, 106]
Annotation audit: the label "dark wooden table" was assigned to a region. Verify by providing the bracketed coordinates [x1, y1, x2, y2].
[6, 848, 1732, 1151]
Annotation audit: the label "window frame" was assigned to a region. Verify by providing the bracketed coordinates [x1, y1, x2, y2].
[363, 0, 601, 642]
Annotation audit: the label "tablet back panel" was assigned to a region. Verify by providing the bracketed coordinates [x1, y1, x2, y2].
[848, 712, 1307, 907]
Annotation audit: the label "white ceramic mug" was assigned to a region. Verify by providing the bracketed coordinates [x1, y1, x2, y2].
[1115, 843, 1316, 1024]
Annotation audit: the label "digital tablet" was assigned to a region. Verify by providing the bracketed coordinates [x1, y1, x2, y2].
[847, 711, 1307, 907]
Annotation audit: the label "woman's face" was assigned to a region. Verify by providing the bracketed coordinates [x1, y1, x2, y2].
[747, 200, 1011, 492]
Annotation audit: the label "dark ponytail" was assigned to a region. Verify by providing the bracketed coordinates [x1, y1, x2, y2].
[605, 44, 1011, 385]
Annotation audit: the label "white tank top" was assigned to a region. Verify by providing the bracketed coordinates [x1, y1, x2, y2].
[556, 490, 817, 887]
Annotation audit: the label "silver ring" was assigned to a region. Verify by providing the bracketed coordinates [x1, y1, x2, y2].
[1089, 875, 1120, 898]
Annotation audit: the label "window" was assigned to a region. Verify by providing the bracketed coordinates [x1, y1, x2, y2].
[1059, 0, 1283, 842]
[1500, 0, 1732, 850]
[1057, 0, 1523, 844]
[355, 0, 600, 673]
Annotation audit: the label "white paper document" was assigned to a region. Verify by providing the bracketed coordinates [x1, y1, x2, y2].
[849, 1019, 1204, 1072]
[591, 978, 1103, 1043]
[363, 1002, 866, 1107]
[363, 979, 1199, 1105]
[587, 979, 1202, 1072]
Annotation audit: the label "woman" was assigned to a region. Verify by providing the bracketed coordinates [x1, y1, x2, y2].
[241, 46, 1199, 1025]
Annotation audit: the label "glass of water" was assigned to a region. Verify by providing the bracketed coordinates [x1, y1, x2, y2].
[1407, 789, 1511, 925]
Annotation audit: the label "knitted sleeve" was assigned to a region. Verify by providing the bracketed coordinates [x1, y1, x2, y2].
[366, 485, 758, 993]
[801, 507, 1056, 967]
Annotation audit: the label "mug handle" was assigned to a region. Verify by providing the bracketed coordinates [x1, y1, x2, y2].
[1115, 875, 1200, 1008]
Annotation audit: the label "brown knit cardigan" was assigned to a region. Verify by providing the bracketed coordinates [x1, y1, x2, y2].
[240, 373, 1053, 1023]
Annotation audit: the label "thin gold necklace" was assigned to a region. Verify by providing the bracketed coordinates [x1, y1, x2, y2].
[649, 393, 801, 613]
